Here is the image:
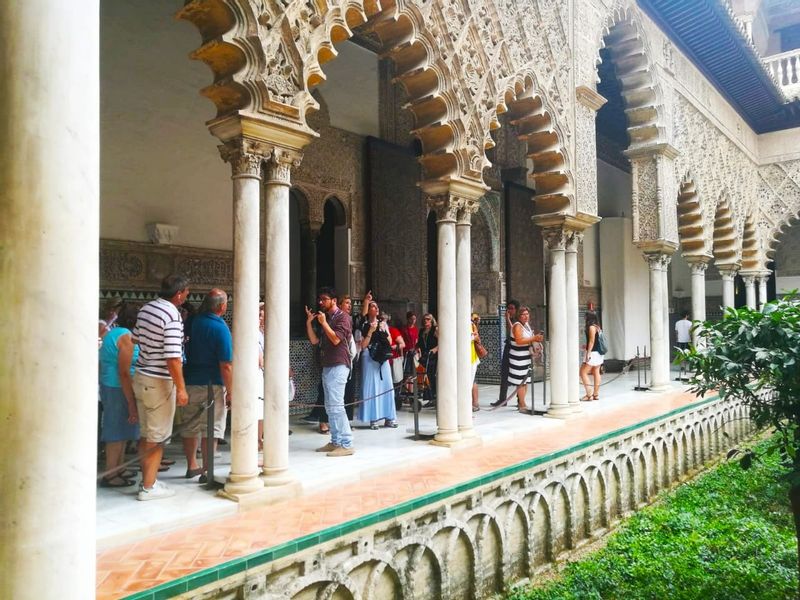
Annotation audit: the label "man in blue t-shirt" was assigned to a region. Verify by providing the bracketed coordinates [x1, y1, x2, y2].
[179, 288, 233, 482]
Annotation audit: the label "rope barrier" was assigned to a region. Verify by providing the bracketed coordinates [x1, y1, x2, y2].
[97, 395, 216, 481]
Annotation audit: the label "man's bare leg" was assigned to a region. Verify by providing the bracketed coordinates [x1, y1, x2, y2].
[182, 435, 200, 471]
[139, 440, 163, 489]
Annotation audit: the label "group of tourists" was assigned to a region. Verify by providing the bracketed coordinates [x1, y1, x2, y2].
[97, 273, 609, 501]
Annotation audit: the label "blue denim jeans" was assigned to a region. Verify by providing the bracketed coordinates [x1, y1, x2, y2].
[321, 364, 353, 449]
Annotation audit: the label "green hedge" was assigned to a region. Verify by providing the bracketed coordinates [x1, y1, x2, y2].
[507, 439, 797, 600]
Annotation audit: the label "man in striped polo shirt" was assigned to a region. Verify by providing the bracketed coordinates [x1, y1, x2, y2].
[133, 274, 190, 501]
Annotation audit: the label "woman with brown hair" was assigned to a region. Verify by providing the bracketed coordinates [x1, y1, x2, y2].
[416, 313, 438, 407]
[498, 306, 543, 412]
[580, 311, 603, 401]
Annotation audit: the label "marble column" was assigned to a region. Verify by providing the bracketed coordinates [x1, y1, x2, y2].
[645, 253, 671, 390]
[743, 275, 757, 309]
[565, 231, 582, 413]
[544, 229, 572, 418]
[218, 145, 265, 499]
[758, 273, 769, 308]
[262, 151, 301, 485]
[428, 194, 462, 446]
[719, 266, 738, 310]
[688, 259, 708, 345]
[0, 2, 98, 597]
[456, 199, 480, 439]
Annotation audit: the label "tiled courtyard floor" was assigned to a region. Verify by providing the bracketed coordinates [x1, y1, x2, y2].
[97, 371, 699, 599]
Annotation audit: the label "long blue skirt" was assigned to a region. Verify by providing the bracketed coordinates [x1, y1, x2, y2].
[357, 350, 396, 423]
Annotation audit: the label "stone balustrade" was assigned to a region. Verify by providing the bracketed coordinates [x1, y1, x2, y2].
[171, 394, 755, 600]
[764, 48, 800, 100]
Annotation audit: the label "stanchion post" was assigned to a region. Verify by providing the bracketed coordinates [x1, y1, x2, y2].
[205, 381, 217, 490]
[413, 371, 420, 441]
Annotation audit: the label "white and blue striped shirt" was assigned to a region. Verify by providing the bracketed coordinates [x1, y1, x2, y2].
[133, 298, 183, 379]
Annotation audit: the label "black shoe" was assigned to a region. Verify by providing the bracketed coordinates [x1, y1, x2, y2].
[198, 474, 208, 484]
[301, 414, 318, 423]
[217, 438, 228, 446]
[422, 400, 436, 409]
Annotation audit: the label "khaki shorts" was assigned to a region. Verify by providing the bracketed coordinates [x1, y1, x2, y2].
[179, 385, 228, 439]
[133, 373, 176, 443]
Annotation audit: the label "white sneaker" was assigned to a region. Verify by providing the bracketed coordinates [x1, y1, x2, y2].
[137, 480, 175, 501]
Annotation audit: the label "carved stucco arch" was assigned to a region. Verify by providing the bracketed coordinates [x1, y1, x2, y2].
[767, 211, 800, 265]
[497, 71, 574, 215]
[677, 171, 707, 257]
[177, 0, 502, 187]
[740, 212, 764, 271]
[595, 2, 670, 150]
[712, 193, 739, 267]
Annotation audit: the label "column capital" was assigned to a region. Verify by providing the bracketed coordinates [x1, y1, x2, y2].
[265, 148, 303, 186]
[565, 230, 583, 253]
[542, 227, 568, 251]
[689, 261, 709, 275]
[456, 197, 481, 225]
[643, 252, 672, 271]
[422, 178, 486, 224]
[218, 138, 268, 178]
[427, 194, 461, 223]
[717, 263, 740, 280]
[741, 274, 757, 286]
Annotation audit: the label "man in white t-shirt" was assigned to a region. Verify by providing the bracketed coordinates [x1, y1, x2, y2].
[674, 312, 692, 351]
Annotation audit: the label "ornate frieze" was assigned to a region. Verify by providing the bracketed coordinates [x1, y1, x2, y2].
[100, 239, 235, 291]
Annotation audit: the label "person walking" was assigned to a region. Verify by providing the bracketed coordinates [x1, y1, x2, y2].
[580, 311, 603, 401]
[491, 300, 519, 407]
[305, 287, 355, 456]
[675, 312, 692, 352]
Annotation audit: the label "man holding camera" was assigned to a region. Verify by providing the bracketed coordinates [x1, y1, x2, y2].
[305, 287, 355, 457]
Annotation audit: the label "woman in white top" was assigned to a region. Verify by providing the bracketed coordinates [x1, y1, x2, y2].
[580, 311, 603, 401]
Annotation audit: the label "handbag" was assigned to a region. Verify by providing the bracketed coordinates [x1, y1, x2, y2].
[474, 340, 489, 359]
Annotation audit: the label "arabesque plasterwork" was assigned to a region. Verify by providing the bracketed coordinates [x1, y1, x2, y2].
[176, 0, 800, 270]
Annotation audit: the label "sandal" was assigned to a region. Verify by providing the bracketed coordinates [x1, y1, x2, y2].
[318, 424, 330, 434]
[592, 394, 599, 401]
[580, 394, 592, 402]
[160, 459, 176, 466]
[384, 420, 398, 428]
[99, 476, 134, 488]
[370, 422, 379, 430]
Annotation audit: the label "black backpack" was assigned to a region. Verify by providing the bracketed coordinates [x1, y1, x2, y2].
[368, 329, 394, 365]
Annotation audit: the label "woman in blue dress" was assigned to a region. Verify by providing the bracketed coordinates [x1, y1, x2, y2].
[358, 301, 398, 429]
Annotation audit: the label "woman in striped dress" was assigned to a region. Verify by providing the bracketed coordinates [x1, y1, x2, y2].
[505, 306, 543, 413]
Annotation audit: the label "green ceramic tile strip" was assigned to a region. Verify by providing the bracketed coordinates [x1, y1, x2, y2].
[122, 393, 718, 599]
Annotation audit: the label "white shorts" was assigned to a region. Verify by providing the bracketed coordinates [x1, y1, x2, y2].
[586, 351, 604, 367]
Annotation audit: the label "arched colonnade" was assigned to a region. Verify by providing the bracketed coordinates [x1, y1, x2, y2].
[1, 1, 790, 596]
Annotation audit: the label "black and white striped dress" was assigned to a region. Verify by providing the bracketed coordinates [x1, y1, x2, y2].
[507, 322, 532, 386]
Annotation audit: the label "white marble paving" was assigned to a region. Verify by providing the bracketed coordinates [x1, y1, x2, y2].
[97, 367, 691, 550]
